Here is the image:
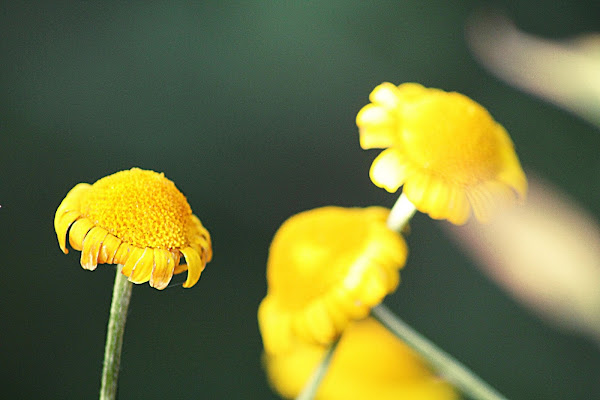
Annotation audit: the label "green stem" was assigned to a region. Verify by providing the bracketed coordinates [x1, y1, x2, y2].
[372, 303, 509, 400]
[295, 336, 341, 400]
[99, 265, 133, 400]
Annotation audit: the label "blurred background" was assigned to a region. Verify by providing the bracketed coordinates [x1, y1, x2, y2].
[1, 1, 599, 399]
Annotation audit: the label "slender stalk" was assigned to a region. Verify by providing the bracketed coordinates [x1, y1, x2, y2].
[387, 193, 417, 232]
[99, 265, 133, 400]
[295, 336, 341, 400]
[372, 303, 509, 400]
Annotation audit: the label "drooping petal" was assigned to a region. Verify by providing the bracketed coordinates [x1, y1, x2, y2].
[80, 226, 109, 270]
[120, 246, 144, 277]
[129, 247, 154, 284]
[258, 296, 295, 354]
[417, 178, 450, 221]
[497, 136, 528, 201]
[189, 214, 213, 263]
[445, 185, 471, 225]
[369, 149, 407, 192]
[357, 104, 398, 149]
[395, 82, 431, 102]
[173, 261, 187, 275]
[150, 248, 176, 290]
[369, 82, 402, 108]
[181, 246, 205, 288]
[98, 234, 122, 265]
[467, 186, 496, 223]
[68, 218, 95, 251]
[293, 301, 338, 345]
[322, 292, 354, 332]
[54, 183, 90, 226]
[55, 211, 81, 254]
[113, 242, 133, 267]
[403, 171, 432, 207]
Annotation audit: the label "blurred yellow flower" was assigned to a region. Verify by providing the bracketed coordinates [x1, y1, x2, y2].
[258, 206, 407, 354]
[264, 317, 458, 400]
[54, 168, 212, 289]
[356, 82, 527, 225]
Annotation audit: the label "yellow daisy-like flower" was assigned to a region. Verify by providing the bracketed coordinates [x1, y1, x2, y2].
[258, 206, 407, 354]
[54, 168, 212, 290]
[264, 317, 458, 400]
[356, 82, 527, 225]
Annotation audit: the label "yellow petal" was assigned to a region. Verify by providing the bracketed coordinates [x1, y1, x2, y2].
[322, 294, 353, 333]
[55, 211, 81, 254]
[369, 82, 401, 108]
[498, 144, 528, 201]
[258, 296, 294, 354]
[327, 287, 368, 320]
[68, 218, 95, 251]
[403, 172, 432, 207]
[173, 261, 187, 275]
[54, 183, 90, 227]
[129, 248, 154, 284]
[357, 108, 398, 150]
[467, 186, 496, 223]
[113, 242, 133, 267]
[294, 302, 337, 345]
[396, 82, 430, 102]
[98, 234, 122, 265]
[150, 248, 175, 290]
[121, 246, 144, 277]
[80, 227, 109, 270]
[181, 246, 205, 288]
[417, 179, 449, 220]
[189, 214, 213, 263]
[369, 149, 407, 192]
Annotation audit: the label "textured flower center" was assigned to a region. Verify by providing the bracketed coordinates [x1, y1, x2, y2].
[80, 168, 192, 249]
[400, 92, 503, 184]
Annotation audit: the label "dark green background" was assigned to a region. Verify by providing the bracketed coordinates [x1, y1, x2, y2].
[2, 1, 599, 399]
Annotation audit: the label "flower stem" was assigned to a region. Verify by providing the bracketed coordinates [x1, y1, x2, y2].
[387, 193, 417, 232]
[372, 303, 509, 400]
[295, 336, 341, 400]
[99, 265, 133, 400]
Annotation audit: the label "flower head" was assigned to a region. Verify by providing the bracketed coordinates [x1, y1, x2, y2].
[258, 206, 407, 353]
[357, 82, 527, 225]
[54, 168, 212, 289]
[264, 317, 458, 400]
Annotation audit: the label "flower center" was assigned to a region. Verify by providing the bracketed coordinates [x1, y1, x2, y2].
[400, 92, 503, 184]
[80, 168, 192, 249]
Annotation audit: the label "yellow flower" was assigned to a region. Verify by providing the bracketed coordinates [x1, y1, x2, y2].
[54, 168, 212, 289]
[258, 206, 407, 354]
[264, 317, 458, 400]
[356, 82, 527, 225]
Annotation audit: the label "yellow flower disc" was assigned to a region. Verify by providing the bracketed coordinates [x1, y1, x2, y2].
[80, 168, 192, 249]
[54, 168, 212, 289]
[258, 206, 407, 353]
[357, 82, 527, 225]
[264, 317, 458, 400]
